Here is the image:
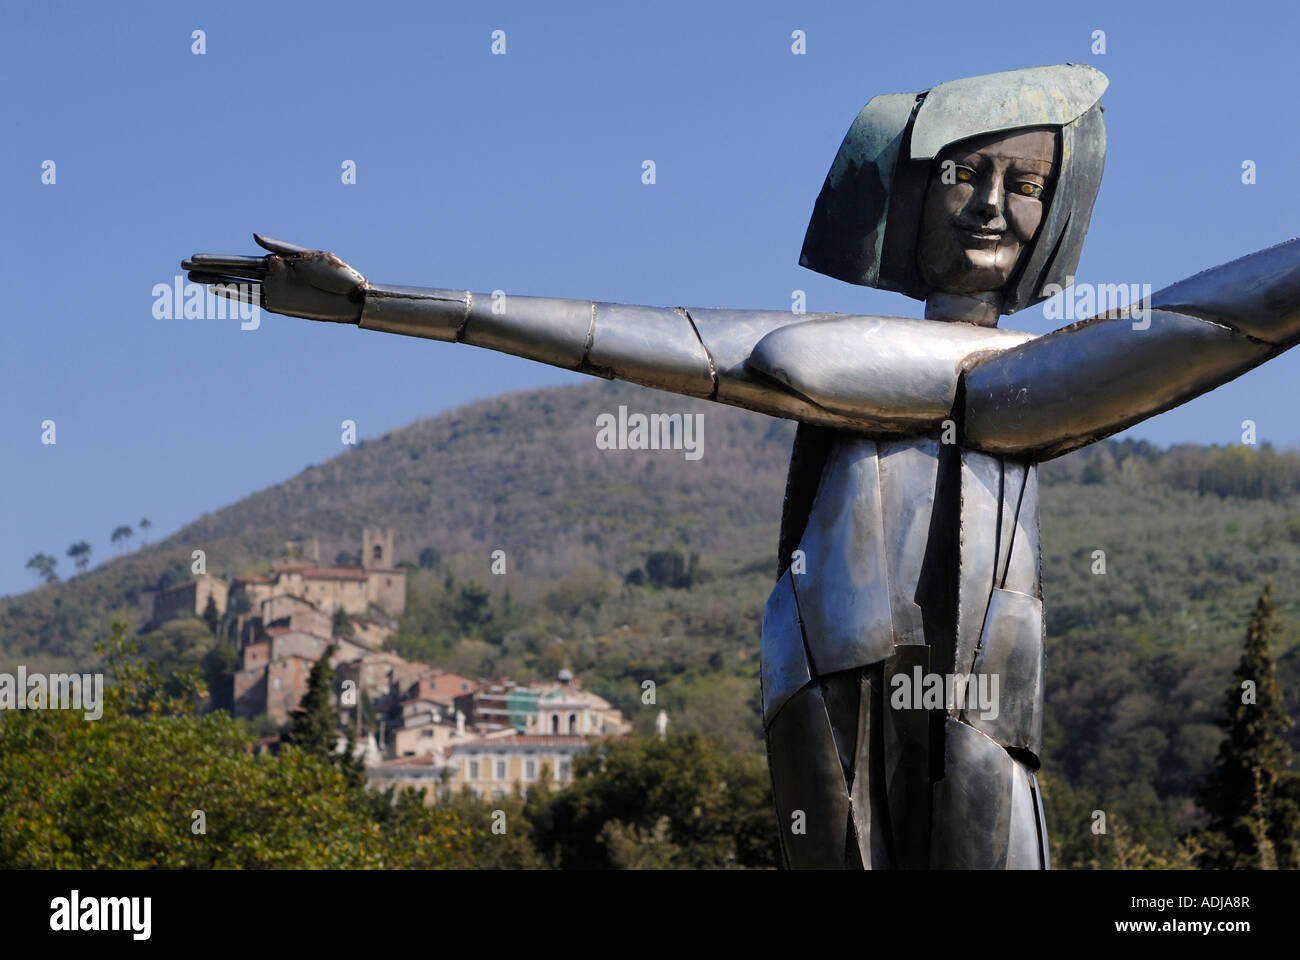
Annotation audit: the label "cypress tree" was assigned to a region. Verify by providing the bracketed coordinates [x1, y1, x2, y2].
[284, 644, 340, 762]
[1197, 584, 1300, 868]
[202, 594, 220, 634]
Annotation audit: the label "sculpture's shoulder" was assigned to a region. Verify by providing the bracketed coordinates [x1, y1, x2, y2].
[746, 314, 1036, 427]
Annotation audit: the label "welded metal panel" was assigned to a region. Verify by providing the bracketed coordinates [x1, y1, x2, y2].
[968, 588, 1045, 759]
[878, 439, 939, 644]
[995, 460, 1026, 590]
[881, 645, 931, 869]
[586, 302, 715, 397]
[909, 63, 1108, 160]
[359, 284, 467, 341]
[1006, 761, 1043, 870]
[1002, 463, 1041, 597]
[849, 664, 893, 869]
[687, 308, 874, 429]
[953, 451, 1001, 683]
[687, 307, 809, 382]
[765, 685, 851, 869]
[1031, 772, 1051, 870]
[821, 670, 862, 783]
[964, 309, 1269, 461]
[791, 439, 895, 675]
[930, 719, 1016, 869]
[1150, 236, 1300, 344]
[800, 92, 919, 287]
[1005, 102, 1107, 313]
[749, 316, 1034, 428]
[461, 294, 592, 369]
[760, 570, 813, 729]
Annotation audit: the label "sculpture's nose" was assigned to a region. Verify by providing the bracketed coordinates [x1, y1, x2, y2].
[966, 172, 1008, 232]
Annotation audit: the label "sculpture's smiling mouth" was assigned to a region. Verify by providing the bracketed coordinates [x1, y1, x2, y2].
[957, 227, 1003, 244]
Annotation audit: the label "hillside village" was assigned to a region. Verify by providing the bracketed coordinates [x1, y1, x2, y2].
[146, 526, 630, 802]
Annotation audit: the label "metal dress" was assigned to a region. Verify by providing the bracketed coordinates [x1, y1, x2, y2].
[762, 430, 1048, 869]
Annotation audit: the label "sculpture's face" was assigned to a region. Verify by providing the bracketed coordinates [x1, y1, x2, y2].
[916, 127, 1057, 297]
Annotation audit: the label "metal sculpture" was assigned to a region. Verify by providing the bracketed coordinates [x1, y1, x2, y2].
[183, 64, 1300, 869]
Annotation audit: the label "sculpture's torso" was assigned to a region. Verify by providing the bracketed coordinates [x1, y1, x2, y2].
[761, 427, 1048, 868]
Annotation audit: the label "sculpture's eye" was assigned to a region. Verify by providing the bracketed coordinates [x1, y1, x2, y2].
[1015, 181, 1043, 199]
[954, 168, 973, 183]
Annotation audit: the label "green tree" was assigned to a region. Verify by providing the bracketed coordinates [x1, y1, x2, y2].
[1197, 584, 1300, 869]
[283, 644, 340, 762]
[533, 733, 779, 869]
[453, 583, 493, 633]
[332, 607, 355, 639]
[138, 516, 152, 545]
[0, 624, 470, 869]
[202, 593, 220, 634]
[25, 552, 58, 585]
[644, 549, 687, 589]
[66, 540, 92, 574]
[111, 524, 134, 554]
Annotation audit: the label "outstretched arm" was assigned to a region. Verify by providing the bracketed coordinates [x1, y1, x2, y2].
[183, 235, 1030, 434]
[962, 239, 1300, 460]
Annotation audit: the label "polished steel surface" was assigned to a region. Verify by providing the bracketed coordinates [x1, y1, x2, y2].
[360, 285, 467, 341]
[964, 308, 1269, 460]
[1150, 237, 1300, 344]
[1031, 772, 1051, 870]
[881, 645, 932, 869]
[908, 64, 1108, 160]
[849, 664, 893, 868]
[969, 587, 1045, 759]
[954, 450, 1002, 683]
[748, 316, 1034, 428]
[930, 719, 1017, 869]
[760, 569, 813, 729]
[790, 439, 895, 675]
[586, 302, 715, 398]
[462, 294, 593, 369]
[1006, 760, 1044, 869]
[800, 92, 919, 287]
[1001, 462, 1041, 597]
[878, 439, 940, 645]
[765, 684, 851, 869]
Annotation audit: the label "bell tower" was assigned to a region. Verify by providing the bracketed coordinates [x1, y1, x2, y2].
[361, 526, 394, 569]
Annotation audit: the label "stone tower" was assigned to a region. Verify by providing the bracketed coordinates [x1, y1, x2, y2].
[362, 526, 394, 569]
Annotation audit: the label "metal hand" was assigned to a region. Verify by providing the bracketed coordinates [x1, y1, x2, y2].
[181, 234, 366, 323]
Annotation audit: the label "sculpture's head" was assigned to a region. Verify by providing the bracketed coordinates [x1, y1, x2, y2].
[800, 64, 1107, 323]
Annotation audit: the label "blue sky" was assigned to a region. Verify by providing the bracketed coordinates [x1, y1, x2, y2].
[4, 0, 1299, 597]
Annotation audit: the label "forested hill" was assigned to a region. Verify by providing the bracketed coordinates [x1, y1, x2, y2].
[3, 379, 794, 666]
[5, 378, 1300, 849]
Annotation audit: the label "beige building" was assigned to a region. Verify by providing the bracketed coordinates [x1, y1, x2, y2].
[233, 652, 316, 726]
[407, 671, 478, 709]
[369, 754, 457, 800]
[534, 670, 629, 736]
[448, 734, 604, 800]
[391, 714, 477, 759]
[228, 526, 406, 619]
[261, 594, 333, 638]
[337, 651, 430, 712]
[148, 574, 228, 629]
[233, 630, 371, 722]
